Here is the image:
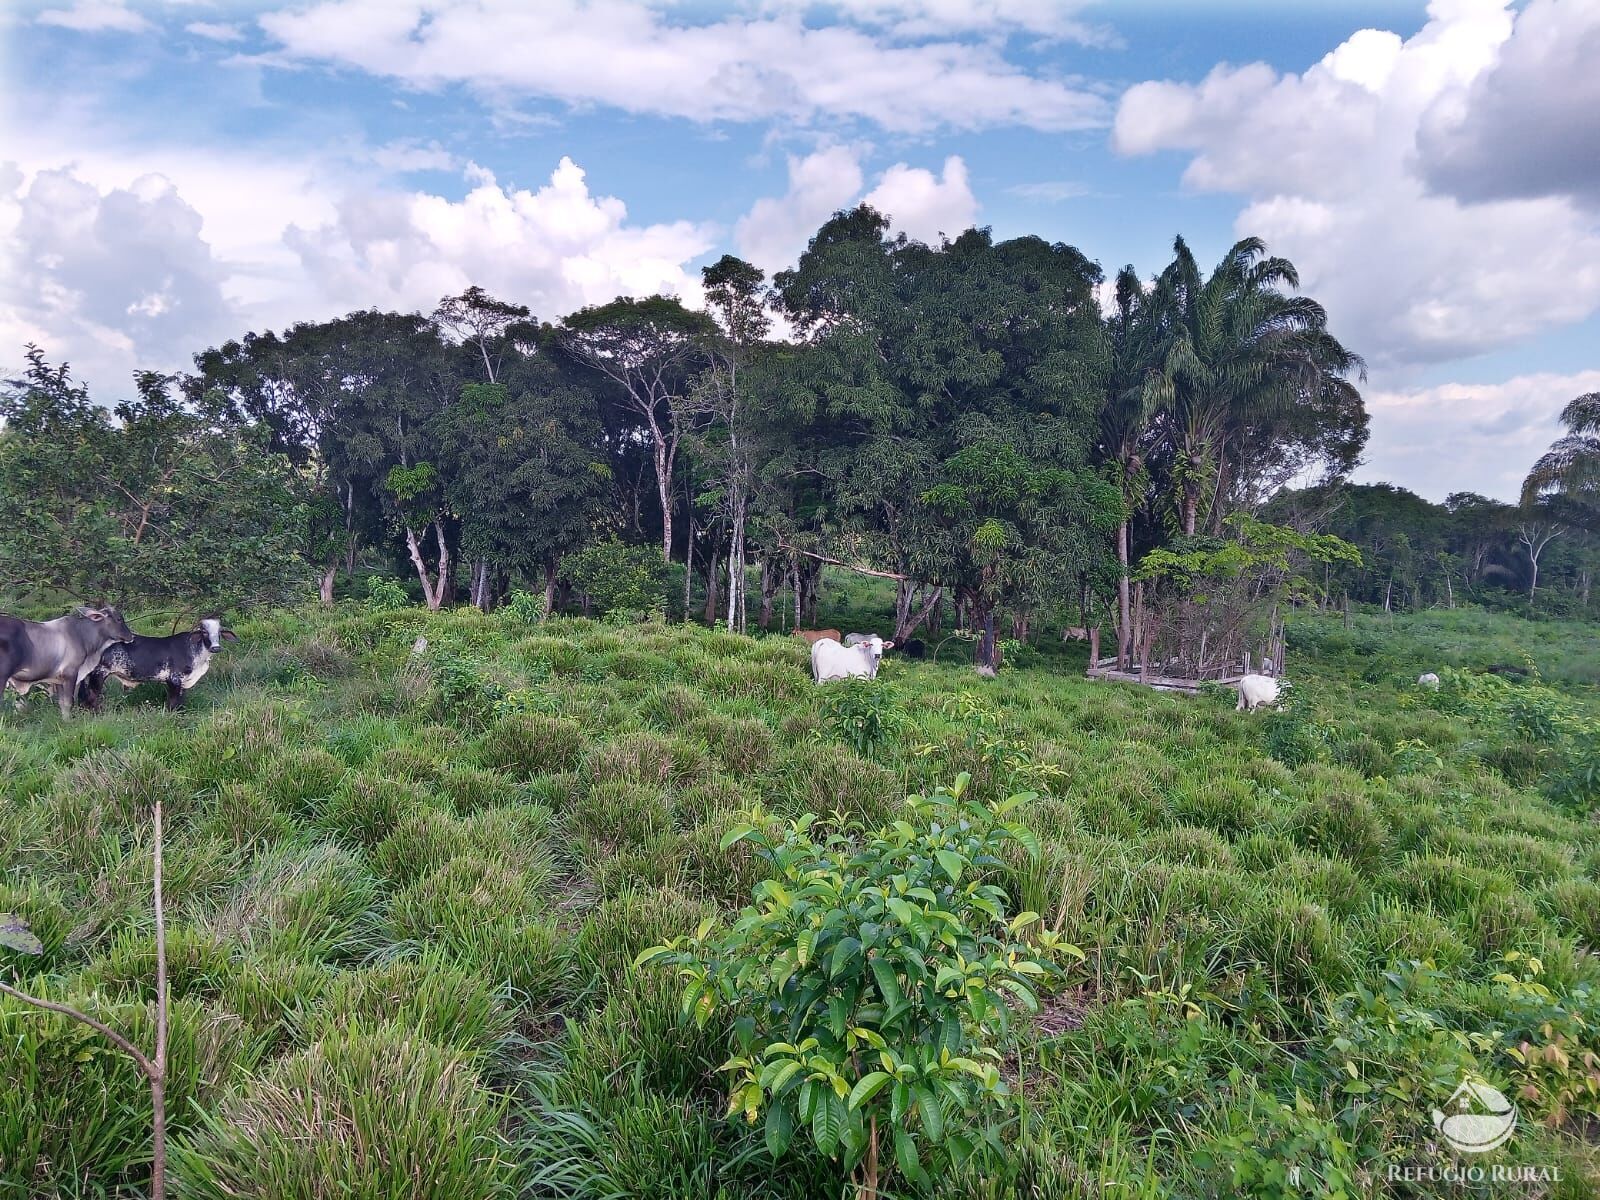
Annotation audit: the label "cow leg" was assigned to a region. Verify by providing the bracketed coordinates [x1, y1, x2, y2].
[165, 682, 187, 711]
[53, 682, 74, 718]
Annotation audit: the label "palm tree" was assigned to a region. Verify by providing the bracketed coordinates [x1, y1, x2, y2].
[1523, 392, 1600, 524]
[1150, 237, 1364, 536]
[1096, 265, 1168, 667]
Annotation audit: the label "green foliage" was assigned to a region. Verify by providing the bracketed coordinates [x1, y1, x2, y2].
[365, 574, 410, 611]
[563, 537, 669, 620]
[818, 678, 906, 758]
[637, 775, 1081, 1192]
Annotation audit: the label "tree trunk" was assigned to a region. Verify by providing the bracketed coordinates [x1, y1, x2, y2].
[471, 560, 493, 611]
[654, 433, 674, 564]
[974, 604, 1000, 671]
[893, 584, 943, 642]
[703, 548, 720, 624]
[1116, 518, 1132, 669]
[543, 560, 558, 616]
[319, 562, 337, 606]
[759, 556, 777, 630]
[403, 525, 446, 611]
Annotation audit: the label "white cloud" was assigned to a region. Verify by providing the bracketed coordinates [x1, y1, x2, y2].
[256, 0, 1107, 133]
[768, 0, 1115, 46]
[1007, 179, 1093, 202]
[184, 21, 246, 43]
[735, 146, 865, 273]
[862, 155, 978, 245]
[1112, 0, 1600, 370]
[1358, 369, 1600, 502]
[1417, 0, 1600, 209]
[0, 166, 232, 389]
[734, 147, 979, 273]
[283, 157, 717, 320]
[36, 1, 152, 34]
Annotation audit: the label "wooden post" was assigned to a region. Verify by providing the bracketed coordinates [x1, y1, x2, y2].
[1088, 626, 1100, 667]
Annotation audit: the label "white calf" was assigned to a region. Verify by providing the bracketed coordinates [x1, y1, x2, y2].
[1418, 672, 1441, 689]
[811, 635, 893, 683]
[1236, 673, 1288, 711]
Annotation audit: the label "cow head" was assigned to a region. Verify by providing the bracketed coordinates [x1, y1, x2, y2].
[76, 604, 135, 644]
[199, 618, 238, 652]
[860, 635, 895, 668]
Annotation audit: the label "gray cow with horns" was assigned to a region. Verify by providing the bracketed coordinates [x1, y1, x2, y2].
[0, 605, 136, 717]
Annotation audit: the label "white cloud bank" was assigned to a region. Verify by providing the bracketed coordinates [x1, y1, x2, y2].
[1359, 369, 1600, 503]
[735, 146, 979, 273]
[256, 0, 1107, 133]
[1113, 0, 1600, 372]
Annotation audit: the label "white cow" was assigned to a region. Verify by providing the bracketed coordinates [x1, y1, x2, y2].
[811, 635, 893, 683]
[1235, 673, 1289, 711]
[1418, 672, 1441, 689]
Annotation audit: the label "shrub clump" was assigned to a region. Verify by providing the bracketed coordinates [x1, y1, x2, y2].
[172, 1026, 514, 1199]
[474, 713, 586, 778]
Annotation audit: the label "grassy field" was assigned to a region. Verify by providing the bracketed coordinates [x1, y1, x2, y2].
[3, 596, 1600, 1198]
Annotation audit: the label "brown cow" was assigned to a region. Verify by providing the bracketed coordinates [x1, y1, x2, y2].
[793, 628, 842, 645]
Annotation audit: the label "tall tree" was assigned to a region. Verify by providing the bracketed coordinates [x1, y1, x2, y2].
[560, 297, 713, 563]
[696, 255, 771, 632]
[1524, 391, 1600, 527]
[1150, 236, 1364, 536]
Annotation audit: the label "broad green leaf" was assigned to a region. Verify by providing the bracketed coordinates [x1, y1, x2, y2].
[720, 824, 757, 851]
[847, 1071, 892, 1111]
[765, 1099, 795, 1158]
[916, 1082, 945, 1142]
[812, 1090, 843, 1156]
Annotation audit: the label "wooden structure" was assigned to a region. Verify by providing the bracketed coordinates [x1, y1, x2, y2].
[1084, 608, 1287, 695]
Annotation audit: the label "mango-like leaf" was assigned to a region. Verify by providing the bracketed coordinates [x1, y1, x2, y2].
[0, 915, 43, 956]
[765, 1099, 795, 1158]
[934, 849, 965, 884]
[847, 1070, 892, 1111]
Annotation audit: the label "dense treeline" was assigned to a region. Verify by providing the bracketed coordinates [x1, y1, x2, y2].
[2, 207, 1595, 657]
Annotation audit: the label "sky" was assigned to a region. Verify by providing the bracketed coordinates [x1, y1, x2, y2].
[2, 0, 1597, 504]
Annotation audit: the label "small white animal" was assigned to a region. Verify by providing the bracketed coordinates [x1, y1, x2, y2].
[810, 635, 893, 683]
[1418, 672, 1440, 689]
[1236, 674, 1288, 711]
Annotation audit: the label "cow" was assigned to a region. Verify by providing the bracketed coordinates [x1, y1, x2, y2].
[0, 605, 136, 717]
[794, 628, 843, 645]
[79, 617, 237, 712]
[1062, 627, 1090, 641]
[1418, 672, 1441, 689]
[1235, 674, 1290, 712]
[848, 632, 924, 660]
[811, 635, 893, 683]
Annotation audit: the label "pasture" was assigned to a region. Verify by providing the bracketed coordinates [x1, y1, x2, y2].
[3, 599, 1600, 1197]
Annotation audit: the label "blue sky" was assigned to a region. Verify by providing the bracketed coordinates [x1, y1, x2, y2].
[3, 0, 1597, 502]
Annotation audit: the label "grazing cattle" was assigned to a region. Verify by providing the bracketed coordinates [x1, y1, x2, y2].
[1, 605, 136, 717]
[79, 618, 237, 712]
[848, 632, 924, 660]
[1236, 673, 1289, 712]
[1418, 672, 1441, 689]
[1062, 627, 1090, 641]
[811, 635, 893, 683]
[794, 628, 842, 645]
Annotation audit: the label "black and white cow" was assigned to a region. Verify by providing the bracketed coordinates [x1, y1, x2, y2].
[79, 618, 237, 712]
[1, 605, 136, 717]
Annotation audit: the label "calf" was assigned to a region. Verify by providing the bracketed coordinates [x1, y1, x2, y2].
[811, 635, 894, 683]
[1235, 674, 1289, 712]
[1, 605, 136, 717]
[794, 628, 842, 646]
[1418, 672, 1441, 689]
[79, 618, 237, 712]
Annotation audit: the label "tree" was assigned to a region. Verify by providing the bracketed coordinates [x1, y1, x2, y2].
[560, 297, 713, 563]
[432, 353, 610, 613]
[1523, 391, 1600, 530]
[433, 287, 537, 608]
[1517, 505, 1567, 609]
[1147, 237, 1364, 536]
[696, 255, 771, 632]
[0, 348, 308, 613]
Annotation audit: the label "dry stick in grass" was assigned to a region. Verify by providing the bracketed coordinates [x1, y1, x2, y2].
[0, 798, 169, 1200]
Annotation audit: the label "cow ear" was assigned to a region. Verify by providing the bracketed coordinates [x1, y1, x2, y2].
[86, 610, 104, 621]
[221, 629, 239, 642]
[882, 640, 895, 650]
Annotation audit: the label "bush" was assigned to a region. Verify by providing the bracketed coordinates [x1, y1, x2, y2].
[172, 1027, 515, 1199]
[819, 678, 906, 758]
[638, 775, 1081, 1196]
[474, 714, 586, 778]
[364, 575, 410, 612]
[564, 538, 668, 620]
[297, 952, 511, 1062]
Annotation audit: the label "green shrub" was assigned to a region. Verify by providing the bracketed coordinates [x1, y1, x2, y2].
[197, 781, 294, 848]
[172, 1026, 514, 1199]
[820, 678, 906, 758]
[0, 995, 258, 1195]
[571, 780, 674, 854]
[585, 731, 704, 789]
[571, 888, 712, 986]
[564, 538, 668, 620]
[254, 746, 347, 812]
[1286, 792, 1388, 872]
[364, 574, 410, 611]
[387, 857, 538, 945]
[297, 952, 511, 1062]
[688, 712, 775, 773]
[204, 842, 378, 961]
[475, 713, 586, 778]
[318, 773, 435, 849]
[638, 775, 1081, 1196]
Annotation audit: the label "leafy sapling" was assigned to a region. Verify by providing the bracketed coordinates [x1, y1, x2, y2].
[636, 773, 1082, 1199]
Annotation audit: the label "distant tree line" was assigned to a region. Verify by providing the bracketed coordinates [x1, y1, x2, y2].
[2, 206, 1594, 661]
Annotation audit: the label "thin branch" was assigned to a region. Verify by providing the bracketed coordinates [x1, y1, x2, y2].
[0, 980, 158, 1079]
[778, 541, 915, 582]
